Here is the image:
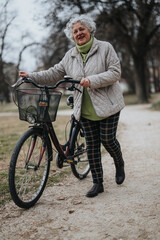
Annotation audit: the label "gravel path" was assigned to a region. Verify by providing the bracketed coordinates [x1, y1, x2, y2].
[0, 104, 160, 240]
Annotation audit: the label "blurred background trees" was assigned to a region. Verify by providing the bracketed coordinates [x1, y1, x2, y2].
[0, 0, 16, 102]
[0, 0, 160, 103]
[0, 0, 41, 102]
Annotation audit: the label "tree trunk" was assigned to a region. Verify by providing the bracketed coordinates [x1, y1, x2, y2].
[0, 63, 10, 102]
[133, 56, 149, 103]
[0, 77, 10, 102]
[3, 82, 10, 102]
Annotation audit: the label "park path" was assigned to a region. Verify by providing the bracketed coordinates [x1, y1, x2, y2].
[0, 104, 160, 240]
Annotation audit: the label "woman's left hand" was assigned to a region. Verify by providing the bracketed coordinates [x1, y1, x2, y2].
[80, 78, 90, 87]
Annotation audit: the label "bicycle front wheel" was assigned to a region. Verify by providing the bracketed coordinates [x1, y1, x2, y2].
[70, 124, 90, 179]
[9, 127, 52, 209]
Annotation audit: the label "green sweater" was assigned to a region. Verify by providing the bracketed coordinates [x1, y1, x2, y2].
[76, 37, 104, 121]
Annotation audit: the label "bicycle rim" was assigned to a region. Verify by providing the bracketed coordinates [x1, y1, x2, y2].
[9, 128, 51, 208]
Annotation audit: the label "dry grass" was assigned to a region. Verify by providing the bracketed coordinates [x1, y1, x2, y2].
[123, 92, 160, 106]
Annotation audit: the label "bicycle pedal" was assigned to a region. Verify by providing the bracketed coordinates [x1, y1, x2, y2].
[66, 159, 74, 163]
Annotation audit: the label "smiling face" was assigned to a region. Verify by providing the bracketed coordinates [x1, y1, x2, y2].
[72, 22, 91, 46]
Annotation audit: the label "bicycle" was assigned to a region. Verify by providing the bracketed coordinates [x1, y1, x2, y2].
[8, 76, 90, 209]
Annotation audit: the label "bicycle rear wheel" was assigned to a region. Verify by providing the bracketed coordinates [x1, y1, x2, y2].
[70, 124, 90, 179]
[9, 127, 52, 209]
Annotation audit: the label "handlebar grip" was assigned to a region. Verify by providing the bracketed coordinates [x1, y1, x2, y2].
[64, 76, 80, 84]
[73, 80, 81, 84]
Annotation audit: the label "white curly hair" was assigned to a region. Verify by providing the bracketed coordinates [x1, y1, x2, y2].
[64, 14, 96, 41]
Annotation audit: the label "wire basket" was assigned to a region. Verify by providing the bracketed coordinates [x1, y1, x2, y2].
[16, 88, 62, 123]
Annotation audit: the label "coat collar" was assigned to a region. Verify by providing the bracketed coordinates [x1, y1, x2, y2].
[71, 37, 99, 59]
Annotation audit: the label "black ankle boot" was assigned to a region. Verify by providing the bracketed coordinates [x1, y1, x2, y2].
[115, 162, 125, 185]
[86, 183, 104, 198]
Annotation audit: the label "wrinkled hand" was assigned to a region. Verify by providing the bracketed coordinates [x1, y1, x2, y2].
[19, 71, 30, 78]
[80, 78, 90, 87]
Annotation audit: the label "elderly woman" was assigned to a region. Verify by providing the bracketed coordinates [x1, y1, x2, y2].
[19, 15, 125, 198]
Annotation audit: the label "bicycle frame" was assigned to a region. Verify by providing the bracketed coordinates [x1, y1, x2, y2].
[43, 114, 81, 163]
[13, 76, 82, 166]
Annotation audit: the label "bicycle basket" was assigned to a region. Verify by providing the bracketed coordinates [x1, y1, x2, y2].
[16, 88, 62, 123]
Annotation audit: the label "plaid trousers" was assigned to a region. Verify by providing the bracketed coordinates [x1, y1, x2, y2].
[80, 111, 123, 183]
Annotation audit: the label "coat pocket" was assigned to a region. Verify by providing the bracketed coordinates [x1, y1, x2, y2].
[89, 88, 112, 104]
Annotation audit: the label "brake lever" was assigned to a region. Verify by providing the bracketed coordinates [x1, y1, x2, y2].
[74, 87, 82, 93]
[67, 84, 82, 93]
[67, 85, 74, 91]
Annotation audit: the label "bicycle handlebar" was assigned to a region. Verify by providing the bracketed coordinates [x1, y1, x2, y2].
[12, 76, 81, 90]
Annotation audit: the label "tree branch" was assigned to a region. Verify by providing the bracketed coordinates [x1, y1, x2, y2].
[0, 16, 16, 61]
[15, 42, 40, 81]
[146, 24, 160, 46]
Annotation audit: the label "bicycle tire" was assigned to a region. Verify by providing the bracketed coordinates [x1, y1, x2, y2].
[9, 127, 52, 209]
[70, 124, 90, 179]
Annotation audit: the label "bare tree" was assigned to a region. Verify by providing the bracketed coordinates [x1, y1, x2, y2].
[0, 0, 16, 102]
[0, 0, 42, 101]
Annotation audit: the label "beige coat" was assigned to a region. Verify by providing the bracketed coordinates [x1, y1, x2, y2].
[30, 38, 125, 120]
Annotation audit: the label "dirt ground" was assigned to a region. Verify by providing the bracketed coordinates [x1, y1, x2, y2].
[0, 104, 160, 240]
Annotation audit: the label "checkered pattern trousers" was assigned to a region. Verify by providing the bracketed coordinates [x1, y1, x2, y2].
[80, 111, 123, 184]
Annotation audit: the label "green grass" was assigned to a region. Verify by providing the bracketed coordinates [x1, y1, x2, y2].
[123, 94, 138, 105]
[48, 167, 72, 185]
[151, 101, 160, 111]
[0, 102, 18, 113]
[124, 92, 160, 110]
[0, 132, 22, 205]
[0, 133, 20, 160]
[149, 92, 160, 111]
[0, 173, 11, 205]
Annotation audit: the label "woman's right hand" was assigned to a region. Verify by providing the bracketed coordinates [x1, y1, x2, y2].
[19, 71, 30, 78]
